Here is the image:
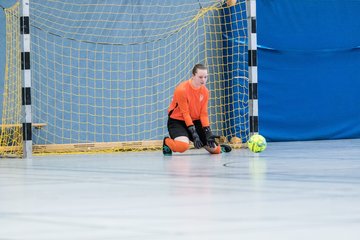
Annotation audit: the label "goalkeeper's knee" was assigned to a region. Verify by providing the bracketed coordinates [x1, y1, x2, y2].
[165, 138, 189, 153]
[174, 141, 189, 153]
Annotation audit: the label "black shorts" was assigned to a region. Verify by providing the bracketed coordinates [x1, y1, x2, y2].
[167, 118, 207, 145]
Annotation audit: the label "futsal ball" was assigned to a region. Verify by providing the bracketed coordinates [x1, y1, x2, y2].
[247, 134, 267, 153]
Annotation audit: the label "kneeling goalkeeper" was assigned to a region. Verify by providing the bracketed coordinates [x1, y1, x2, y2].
[163, 64, 231, 155]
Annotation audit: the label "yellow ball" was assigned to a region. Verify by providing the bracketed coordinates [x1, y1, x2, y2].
[247, 134, 267, 153]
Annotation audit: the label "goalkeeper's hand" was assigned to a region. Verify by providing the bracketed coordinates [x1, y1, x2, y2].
[188, 126, 203, 149]
[204, 126, 217, 148]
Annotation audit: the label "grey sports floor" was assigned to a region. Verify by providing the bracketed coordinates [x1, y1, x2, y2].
[1, 139, 360, 240]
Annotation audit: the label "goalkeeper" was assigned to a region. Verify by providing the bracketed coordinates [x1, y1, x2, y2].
[163, 64, 232, 155]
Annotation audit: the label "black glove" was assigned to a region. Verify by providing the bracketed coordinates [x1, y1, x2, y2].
[188, 125, 203, 149]
[204, 126, 217, 148]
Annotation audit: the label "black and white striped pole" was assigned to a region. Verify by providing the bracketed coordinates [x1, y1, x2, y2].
[20, 0, 32, 158]
[247, 0, 258, 135]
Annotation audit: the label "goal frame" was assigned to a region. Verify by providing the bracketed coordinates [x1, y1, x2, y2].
[3, 0, 258, 157]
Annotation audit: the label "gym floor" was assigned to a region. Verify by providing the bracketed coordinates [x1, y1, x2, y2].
[1, 139, 360, 239]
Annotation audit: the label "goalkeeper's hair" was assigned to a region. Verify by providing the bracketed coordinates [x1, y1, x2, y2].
[192, 63, 207, 75]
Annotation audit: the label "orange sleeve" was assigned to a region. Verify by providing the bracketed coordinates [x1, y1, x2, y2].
[174, 86, 194, 127]
[200, 89, 210, 127]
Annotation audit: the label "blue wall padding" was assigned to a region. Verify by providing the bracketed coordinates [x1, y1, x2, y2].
[257, 0, 360, 141]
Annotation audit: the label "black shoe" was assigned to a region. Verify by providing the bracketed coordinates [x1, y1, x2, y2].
[163, 137, 172, 156]
[220, 144, 232, 153]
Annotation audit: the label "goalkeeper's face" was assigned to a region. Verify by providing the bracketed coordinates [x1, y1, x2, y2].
[192, 69, 208, 88]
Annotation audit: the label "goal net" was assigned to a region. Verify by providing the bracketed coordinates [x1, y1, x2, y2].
[0, 0, 250, 156]
[0, 2, 23, 157]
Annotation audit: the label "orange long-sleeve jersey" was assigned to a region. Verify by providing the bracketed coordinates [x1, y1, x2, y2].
[168, 79, 210, 127]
